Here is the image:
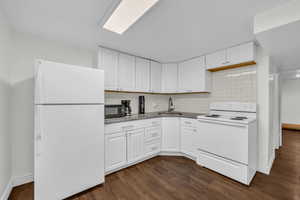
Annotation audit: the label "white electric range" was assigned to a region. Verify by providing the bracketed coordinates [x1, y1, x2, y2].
[196, 102, 257, 185]
[197, 102, 257, 124]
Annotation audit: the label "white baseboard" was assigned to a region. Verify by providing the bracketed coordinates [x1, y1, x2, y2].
[0, 174, 33, 200]
[159, 151, 196, 161]
[0, 178, 13, 200]
[12, 173, 33, 187]
[265, 151, 275, 175]
[159, 151, 182, 156]
[258, 151, 275, 175]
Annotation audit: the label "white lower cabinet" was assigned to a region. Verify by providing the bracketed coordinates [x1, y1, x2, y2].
[181, 126, 197, 157]
[127, 128, 145, 164]
[144, 126, 161, 157]
[144, 141, 161, 157]
[105, 116, 256, 185]
[145, 126, 161, 142]
[180, 118, 198, 157]
[105, 132, 127, 172]
[105, 119, 162, 173]
[161, 118, 180, 152]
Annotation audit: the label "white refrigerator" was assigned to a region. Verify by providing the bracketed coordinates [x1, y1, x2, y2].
[34, 60, 105, 200]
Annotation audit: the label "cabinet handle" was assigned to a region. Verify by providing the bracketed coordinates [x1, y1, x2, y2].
[185, 121, 192, 125]
[222, 61, 230, 65]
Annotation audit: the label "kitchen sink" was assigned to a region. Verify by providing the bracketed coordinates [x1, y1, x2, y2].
[158, 111, 183, 115]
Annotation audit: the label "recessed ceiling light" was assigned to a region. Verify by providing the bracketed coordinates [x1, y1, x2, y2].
[296, 74, 300, 78]
[103, 0, 159, 34]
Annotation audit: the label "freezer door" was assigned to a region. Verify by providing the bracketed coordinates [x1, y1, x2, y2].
[35, 60, 104, 104]
[34, 105, 104, 200]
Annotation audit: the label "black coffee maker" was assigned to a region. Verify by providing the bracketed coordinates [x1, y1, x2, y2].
[121, 100, 132, 116]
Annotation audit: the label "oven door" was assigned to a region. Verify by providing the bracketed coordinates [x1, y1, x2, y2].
[196, 119, 248, 164]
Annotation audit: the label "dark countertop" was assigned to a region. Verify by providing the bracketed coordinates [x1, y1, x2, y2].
[105, 111, 206, 125]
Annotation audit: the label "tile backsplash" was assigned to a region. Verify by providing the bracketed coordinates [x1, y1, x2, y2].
[105, 66, 257, 114]
[105, 93, 169, 114]
[210, 66, 257, 102]
[174, 66, 257, 113]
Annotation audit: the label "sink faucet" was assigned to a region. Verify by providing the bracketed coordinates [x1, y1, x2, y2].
[168, 97, 175, 112]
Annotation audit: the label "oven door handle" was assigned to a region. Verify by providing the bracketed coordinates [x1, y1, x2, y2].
[197, 119, 247, 128]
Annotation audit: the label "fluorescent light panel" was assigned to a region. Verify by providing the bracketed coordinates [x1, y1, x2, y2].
[103, 0, 159, 34]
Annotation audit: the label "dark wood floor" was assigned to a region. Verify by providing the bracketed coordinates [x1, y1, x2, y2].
[9, 129, 300, 200]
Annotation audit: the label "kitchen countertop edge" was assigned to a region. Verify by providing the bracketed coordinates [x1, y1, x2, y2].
[105, 112, 206, 125]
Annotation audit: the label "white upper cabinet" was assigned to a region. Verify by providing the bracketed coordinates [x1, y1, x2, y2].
[178, 56, 210, 92]
[97, 48, 118, 90]
[118, 53, 136, 91]
[135, 57, 150, 92]
[150, 61, 162, 93]
[162, 63, 178, 93]
[206, 42, 255, 70]
[206, 50, 227, 70]
[227, 42, 255, 65]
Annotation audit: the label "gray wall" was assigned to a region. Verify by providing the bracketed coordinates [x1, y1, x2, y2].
[0, 10, 12, 198]
[9, 31, 96, 180]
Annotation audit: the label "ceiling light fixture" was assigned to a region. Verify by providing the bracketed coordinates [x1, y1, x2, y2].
[103, 0, 159, 34]
[296, 74, 300, 78]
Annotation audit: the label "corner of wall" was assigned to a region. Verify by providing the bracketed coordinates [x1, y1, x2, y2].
[0, 178, 13, 200]
[256, 45, 273, 174]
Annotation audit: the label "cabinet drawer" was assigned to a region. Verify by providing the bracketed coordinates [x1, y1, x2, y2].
[149, 119, 161, 127]
[144, 140, 161, 156]
[197, 150, 248, 184]
[105, 121, 144, 135]
[181, 118, 197, 127]
[145, 127, 161, 142]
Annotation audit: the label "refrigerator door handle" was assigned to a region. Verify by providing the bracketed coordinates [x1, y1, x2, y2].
[36, 110, 43, 157]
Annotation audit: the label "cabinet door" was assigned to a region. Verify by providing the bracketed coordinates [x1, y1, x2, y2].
[145, 126, 161, 142]
[205, 50, 227, 70]
[127, 128, 145, 163]
[135, 57, 150, 92]
[227, 42, 254, 65]
[161, 118, 180, 152]
[162, 63, 178, 93]
[181, 127, 197, 157]
[178, 57, 206, 92]
[118, 53, 135, 91]
[105, 132, 127, 172]
[150, 61, 162, 93]
[98, 48, 118, 90]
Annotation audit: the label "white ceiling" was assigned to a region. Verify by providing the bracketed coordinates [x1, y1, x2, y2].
[0, 0, 288, 62]
[256, 20, 300, 71]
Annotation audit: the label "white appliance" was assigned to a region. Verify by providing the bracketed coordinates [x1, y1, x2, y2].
[196, 102, 257, 185]
[34, 60, 105, 200]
